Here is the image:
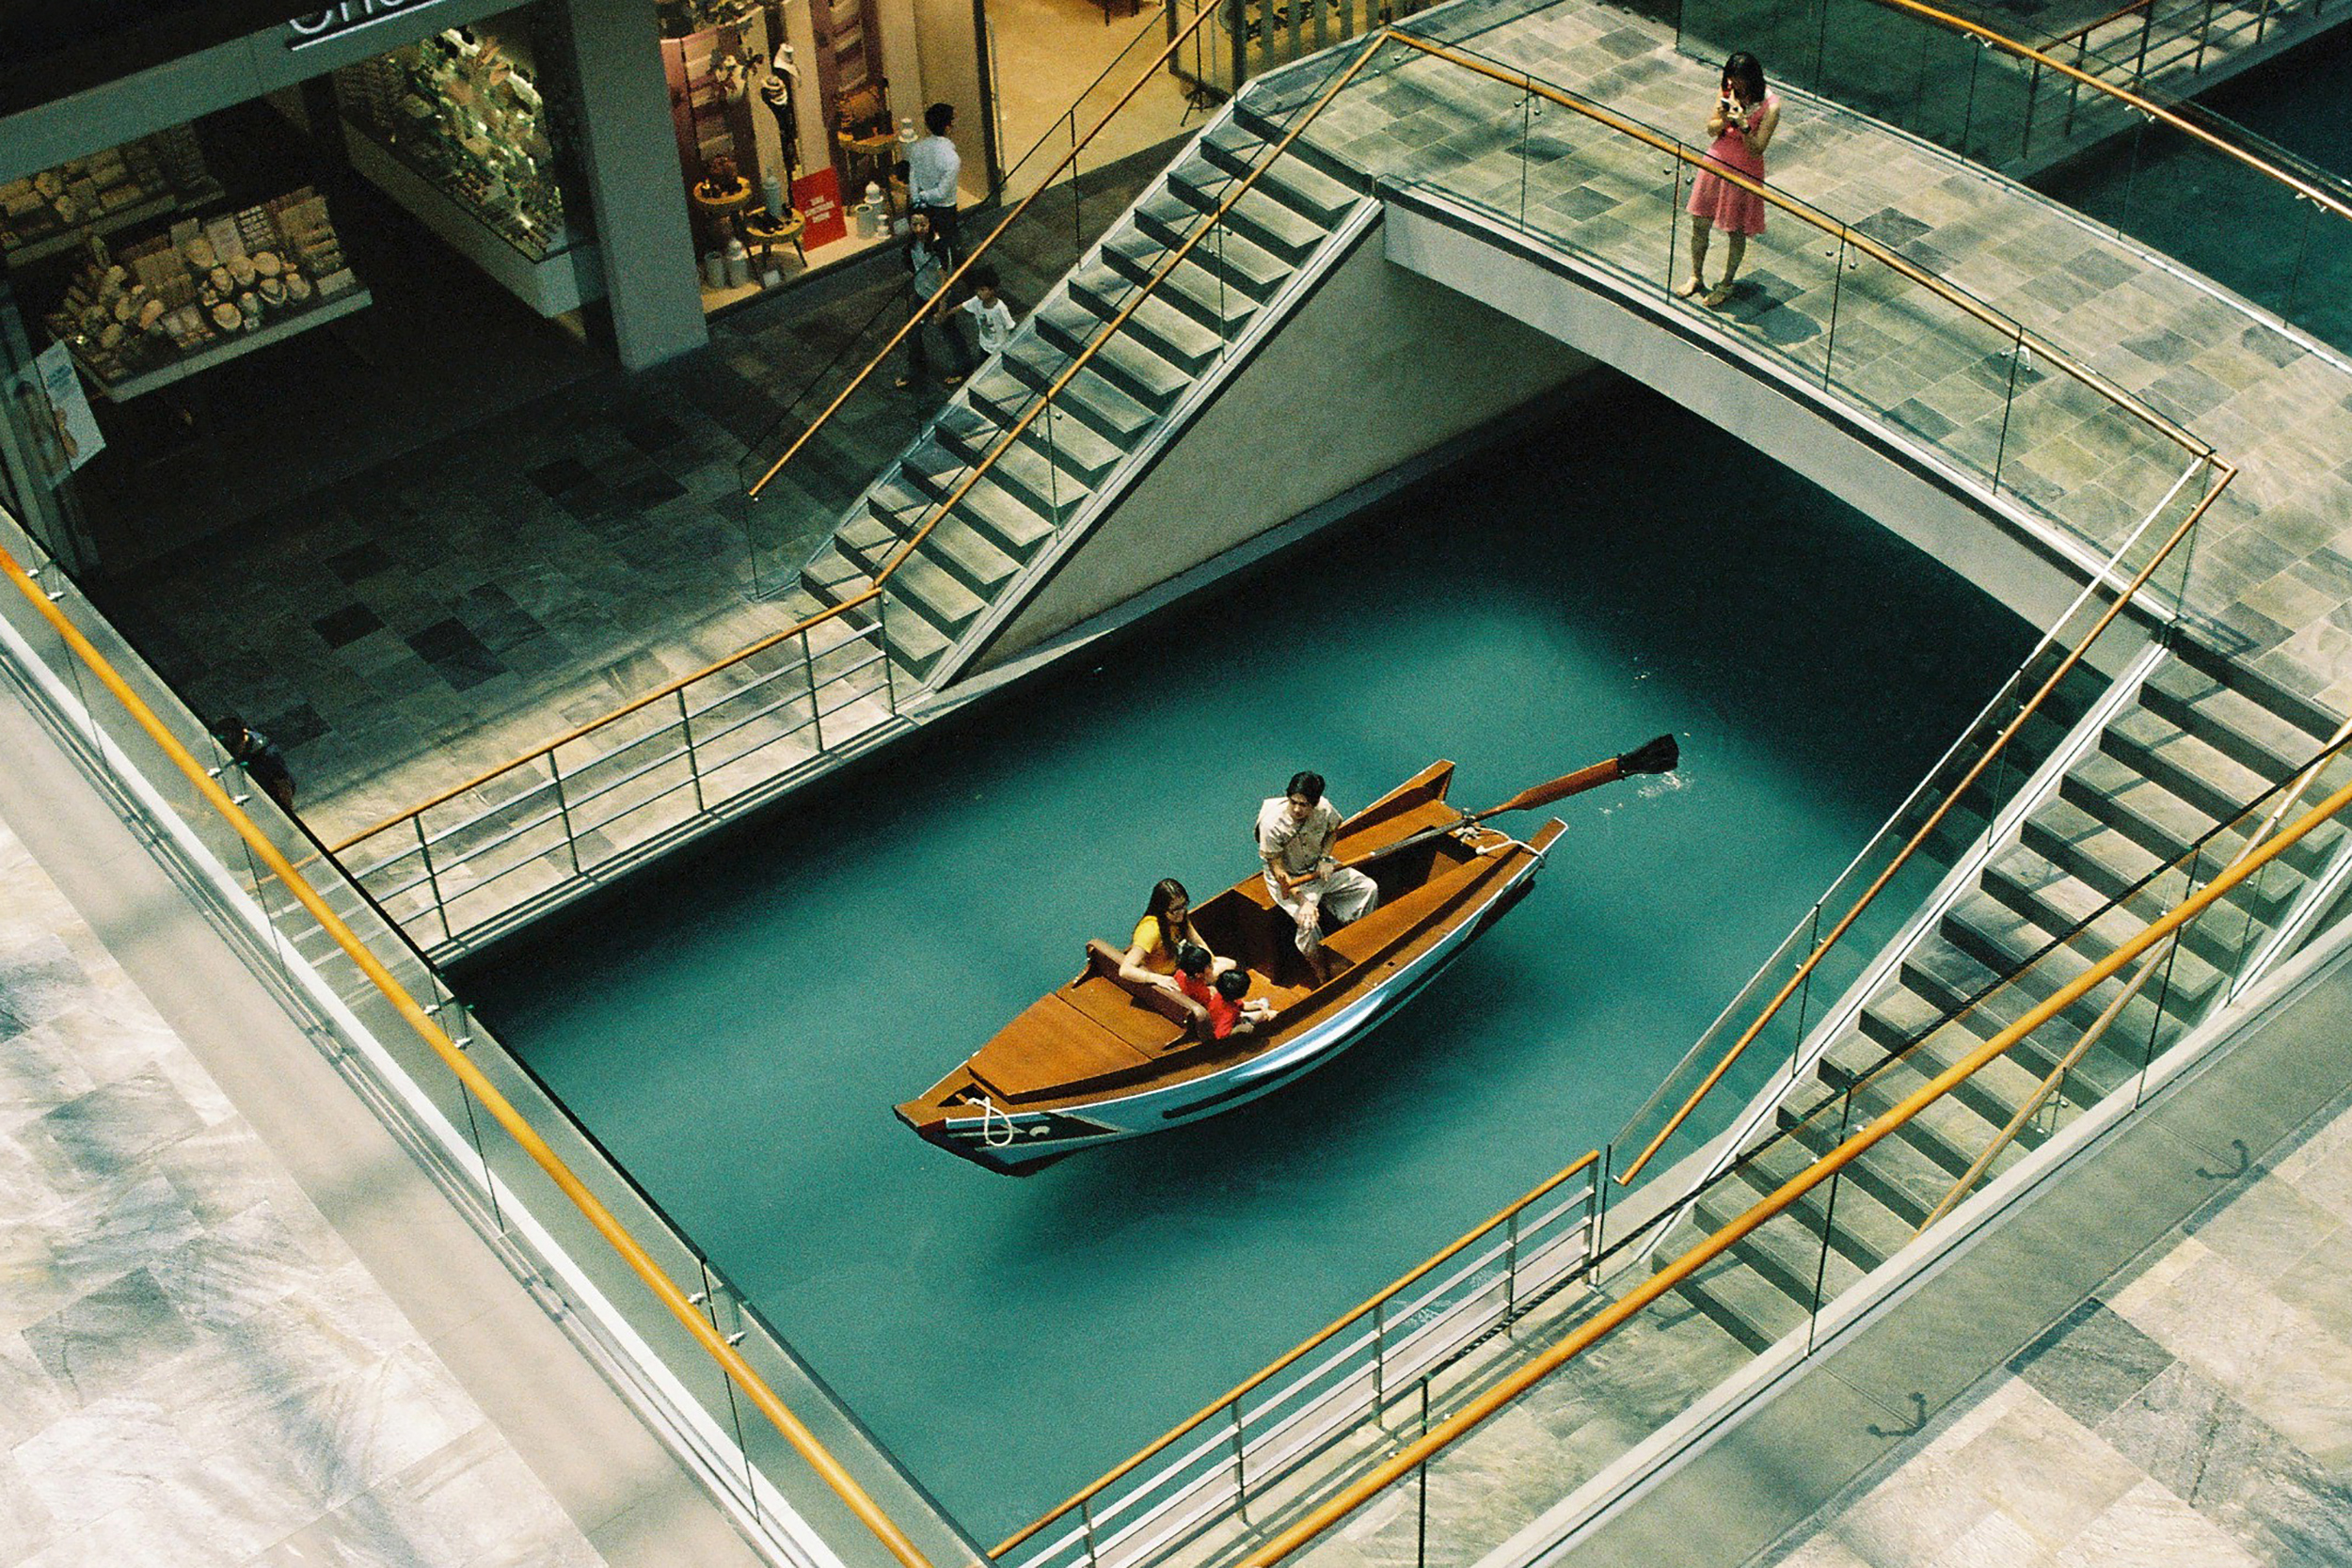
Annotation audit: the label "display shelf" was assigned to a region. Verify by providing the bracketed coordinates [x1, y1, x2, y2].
[88, 288, 373, 403]
[345, 130, 600, 316]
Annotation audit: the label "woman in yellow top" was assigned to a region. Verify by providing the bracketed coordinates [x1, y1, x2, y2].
[1119, 879, 1233, 1000]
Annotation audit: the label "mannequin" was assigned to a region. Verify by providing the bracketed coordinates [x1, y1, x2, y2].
[760, 45, 802, 188]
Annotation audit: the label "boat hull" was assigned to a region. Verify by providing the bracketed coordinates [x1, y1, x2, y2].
[901, 848, 1550, 1175]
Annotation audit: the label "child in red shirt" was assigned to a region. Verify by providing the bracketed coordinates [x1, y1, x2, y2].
[1176, 945, 1274, 1039]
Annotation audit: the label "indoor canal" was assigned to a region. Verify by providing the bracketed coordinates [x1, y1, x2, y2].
[459, 379, 2041, 1542]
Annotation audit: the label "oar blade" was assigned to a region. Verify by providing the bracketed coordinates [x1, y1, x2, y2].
[1619, 734, 1679, 777]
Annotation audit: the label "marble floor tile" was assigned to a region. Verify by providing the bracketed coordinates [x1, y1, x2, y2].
[0, 817, 611, 1567]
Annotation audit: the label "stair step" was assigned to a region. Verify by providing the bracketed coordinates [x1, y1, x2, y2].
[2142, 657, 2340, 781]
[914, 516, 1023, 602]
[931, 399, 1124, 491]
[985, 338, 1159, 446]
[1163, 155, 1334, 262]
[1822, 1007, 2044, 1133]
[1856, 977, 2135, 1104]
[1067, 264, 1228, 372]
[2022, 797, 2300, 928]
[1781, 1111, 1947, 1230]
[1724, 1134, 1915, 1275]
[2172, 637, 2344, 748]
[2064, 751, 2328, 879]
[1231, 96, 1387, 188]
[1979, 842, 2256, 985]
[870, 473, 1053, 563]
[2102, 706, 2285, 830]
[1692, 1169, 1871, 1314]
[877, 593, 950, 679]
[1819, 1039, 2008, 1182]
[1940, 887, 2226, 1022]
[1899, 938, 2180, 1087]
[947, 433, 1096, 527]
[1666, 1249, 1804, 1356]
[1198, 119, 1366, 225]
[1105, 219, 1294, 305]
[880, 550, 986, 641]
[1033, 297, 1192, 410]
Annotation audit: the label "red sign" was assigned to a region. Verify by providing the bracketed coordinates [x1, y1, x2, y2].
[795, 167, 845, 249]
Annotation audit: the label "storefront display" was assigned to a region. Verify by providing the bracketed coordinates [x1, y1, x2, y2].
[661, 0, 917, 311]
[0, 129, 219, 263]
[335, 26, 575, 262]
[40, 189, 368, 399]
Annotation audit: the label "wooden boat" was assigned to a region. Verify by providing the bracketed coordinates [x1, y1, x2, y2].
[897, 753, 1652, 1175]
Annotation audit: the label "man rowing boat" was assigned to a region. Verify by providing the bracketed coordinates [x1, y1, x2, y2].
[1257, 769, 1379, 985]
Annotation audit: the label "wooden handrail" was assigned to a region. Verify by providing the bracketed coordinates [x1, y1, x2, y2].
[1238, 767, 2352, 1568]
[0, 542, 957, 1568]
[742, 0, 1228, 501]
[1611, 457, 2234, 1188]
[338, 27, 2218, 888]
[1383, 33, 2212, 454]
[1856, 0, 2352, 224]
[993, 1148, 1602, 1558]
[1916, 720, 2352, 1230]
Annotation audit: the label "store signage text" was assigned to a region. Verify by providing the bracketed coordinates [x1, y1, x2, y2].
[285, 0, 450, 51]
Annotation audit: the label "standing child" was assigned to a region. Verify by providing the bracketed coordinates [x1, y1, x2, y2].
[956, 265, 1017, 362]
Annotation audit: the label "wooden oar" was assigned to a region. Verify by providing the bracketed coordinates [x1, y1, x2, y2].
[1346, 736, 1680, 869]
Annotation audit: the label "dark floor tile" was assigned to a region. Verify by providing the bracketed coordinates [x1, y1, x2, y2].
[620, 471, 688, 508]
[528, 456, 596, 497]
[311, 604, 384, 649]
[2009, 1298, 2173, 1427]
[408, 618, 508, 691]
[256, 703, 328, 749]
[622, 413, 691, 454]
[456, 584, 548, 652]
[554, 483, 624, 523]
[1855, 208, 1931, 249]
[1889, 398, 1958, 442]
[326, 542, 397, 584]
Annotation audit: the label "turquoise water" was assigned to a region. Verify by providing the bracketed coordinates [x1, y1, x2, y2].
[462, 383, 2034, 1541]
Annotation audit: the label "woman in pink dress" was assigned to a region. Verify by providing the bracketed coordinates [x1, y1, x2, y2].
[1676, 53, 1779, 309]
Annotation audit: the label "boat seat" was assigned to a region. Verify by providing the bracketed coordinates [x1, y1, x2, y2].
[971, 992, 1165, 1101]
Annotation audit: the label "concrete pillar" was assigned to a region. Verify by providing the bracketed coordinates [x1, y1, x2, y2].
[564, 0, 707, 370]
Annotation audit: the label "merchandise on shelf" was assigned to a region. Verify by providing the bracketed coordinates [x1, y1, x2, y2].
[0, 129, 215, 255]
[335, 27, 572, 261]
[40, 188, 359, 389]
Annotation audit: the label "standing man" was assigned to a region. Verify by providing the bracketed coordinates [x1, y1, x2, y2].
[1258, 770, 1378, 985]
[908, 102, 961, 246]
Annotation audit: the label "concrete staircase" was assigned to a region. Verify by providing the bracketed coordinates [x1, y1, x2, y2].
[1655, 637, 2348, 1354]
[786, 100, 1372, 693]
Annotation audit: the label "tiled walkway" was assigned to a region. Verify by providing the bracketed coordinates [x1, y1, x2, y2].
[0, 813, 605, 1565]
[1754, 1075, 2352, 1568]
[1275, 0, 2352, 717]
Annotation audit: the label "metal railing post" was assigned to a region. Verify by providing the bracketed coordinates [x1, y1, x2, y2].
[2132, 1, 2154, 81]
[1372, 1298, 1389, 1418]
[678, 688, 707, 813]
[1503, 1209, 1521, 1330]
[804, 629, 827, 752]
[2195, 0, 2218, 71]
[1230, 1398, 1250, 1518]
[548, 755, 582, 876]
[1080, 1498, 1102, 1568]
[412, 814, 453, 946]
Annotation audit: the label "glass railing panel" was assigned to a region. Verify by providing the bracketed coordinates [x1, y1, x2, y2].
[1992, 356, 2196, 558]
[1818, 244, 2026, 487]
[720, 1286, 986, 1568]
[1677, 0, 1824, 96]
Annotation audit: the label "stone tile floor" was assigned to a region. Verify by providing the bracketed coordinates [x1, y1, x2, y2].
[0, 814, 606, 1566]
[91, 152, 1164, 850]
[1753, 1079, 2352, 1568]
